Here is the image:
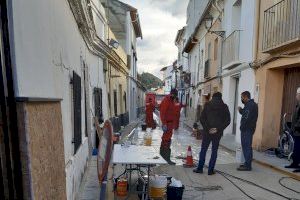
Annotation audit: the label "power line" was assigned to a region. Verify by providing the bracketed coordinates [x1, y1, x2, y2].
[279, 177, 300, 194]
[215, 169, 300, 200]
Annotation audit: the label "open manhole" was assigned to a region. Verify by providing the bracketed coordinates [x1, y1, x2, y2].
[194, 186, 223, 191]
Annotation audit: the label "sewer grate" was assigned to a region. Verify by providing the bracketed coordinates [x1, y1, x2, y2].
[194, 186, 223, 191]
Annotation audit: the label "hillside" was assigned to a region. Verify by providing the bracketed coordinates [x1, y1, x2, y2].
[138, 72, 163, 90]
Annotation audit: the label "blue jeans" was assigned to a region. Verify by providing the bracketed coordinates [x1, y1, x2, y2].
[197, 134, 221, 171]
[241, 130, 254, 168]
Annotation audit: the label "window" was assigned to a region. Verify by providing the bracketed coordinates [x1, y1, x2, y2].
[190, 98, 192, 108]
[207, 42, 211, 59]
[73, 71, 82, 154]
[114, 90, 118, 116]
[94, 88, 103, 123]
[124, 92, 127, 111]
[214, 38, 218, 60]
[119, 85, 123, 114]
[199, 49, 204, 69]
[108, 92, 111, 115]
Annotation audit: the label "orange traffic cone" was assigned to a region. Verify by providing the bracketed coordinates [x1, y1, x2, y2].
[183, 146, 195, 168]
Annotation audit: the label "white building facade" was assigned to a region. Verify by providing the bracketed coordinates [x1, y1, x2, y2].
[101, 0, 143, 122]
[221, 0, 257, 145]
[160, 65, 173, 94]
[4, 0, 131, 199]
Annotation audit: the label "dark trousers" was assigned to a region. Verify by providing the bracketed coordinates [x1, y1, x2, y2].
[241, 130, 254, 168]
[292, 135, 300, 165]
[197, 134, 221, 171]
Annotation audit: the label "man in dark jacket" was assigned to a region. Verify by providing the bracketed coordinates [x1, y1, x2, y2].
[237, 91, 258, 171]
[193, 92, 230, 175]
[285, 87, 300, 172]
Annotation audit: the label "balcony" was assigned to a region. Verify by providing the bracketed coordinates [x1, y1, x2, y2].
[262, 0, 300, 53]
[222, 30, 241, 69]
[204, 59, 210, 79]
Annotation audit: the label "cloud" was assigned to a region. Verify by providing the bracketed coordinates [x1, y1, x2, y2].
[119, 0, 188, 78]
[150, 0, 188, 17]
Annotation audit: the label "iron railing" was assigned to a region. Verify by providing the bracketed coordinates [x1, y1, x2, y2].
[263, 0, 300, 52]
[204, 59, 210, 79]
[222, 30, 240, 66]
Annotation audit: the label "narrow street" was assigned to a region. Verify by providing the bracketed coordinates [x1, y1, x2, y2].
[78, 115, 300, 200]
[1, 0, 300, 199]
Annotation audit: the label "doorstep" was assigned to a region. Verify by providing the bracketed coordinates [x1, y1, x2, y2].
[220, 134, 300, 180]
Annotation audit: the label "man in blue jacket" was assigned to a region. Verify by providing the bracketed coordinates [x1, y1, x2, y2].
[237, 91, 258, 171]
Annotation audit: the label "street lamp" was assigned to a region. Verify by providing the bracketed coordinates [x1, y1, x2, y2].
[108, 38, 119, 49]
[204, 16, 213, 30]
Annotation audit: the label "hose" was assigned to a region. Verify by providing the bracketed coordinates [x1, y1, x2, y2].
[279, 177, 300, 194]
[215, 169, 300, 200]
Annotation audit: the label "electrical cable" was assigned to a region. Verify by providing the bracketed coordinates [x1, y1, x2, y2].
[279, 177, 300, 194]
[217, 171, 255, 200]
[216, 169, 300, 200]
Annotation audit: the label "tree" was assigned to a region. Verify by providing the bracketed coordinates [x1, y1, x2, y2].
[138, 72, 163, 90]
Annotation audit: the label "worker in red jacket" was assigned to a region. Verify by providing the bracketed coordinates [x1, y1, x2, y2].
[174, 97, 185, 130]
[145, 98, 155, 129]
[159, 88, 178, 165]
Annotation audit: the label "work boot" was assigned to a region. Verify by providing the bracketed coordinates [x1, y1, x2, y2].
[208, 170, 216, 175]
[160, 147, 176, 165]
[293, 169, 300, 173]
[193, 168, 203, 174]
[165, 148, 176, 165]
[285, 163, 299, 168]
[237, 165, 252, 171]
[239, 164, 245, 168]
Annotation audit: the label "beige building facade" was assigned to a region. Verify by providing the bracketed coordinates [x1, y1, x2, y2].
[253, 0, 300, 150]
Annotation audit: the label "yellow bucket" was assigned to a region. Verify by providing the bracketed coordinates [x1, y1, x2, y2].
[149, 176, 167, 198]
[149, 186, 166, 198]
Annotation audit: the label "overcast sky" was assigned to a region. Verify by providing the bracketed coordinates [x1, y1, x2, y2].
[120, 0, 188, 78]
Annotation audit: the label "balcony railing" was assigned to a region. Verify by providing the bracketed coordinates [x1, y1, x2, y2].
[222, 30, 240, 67]
[204, 59, 210, 79]
[263, 0, 300, 52]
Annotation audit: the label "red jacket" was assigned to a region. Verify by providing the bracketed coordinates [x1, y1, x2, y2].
[159, 95, 176, 125]
[146, 102, 155, 113]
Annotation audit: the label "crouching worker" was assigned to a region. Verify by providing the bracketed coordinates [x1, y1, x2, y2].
[193, 92, 230, 175]
[145, 98, 156, 129]
[159, 89, 178, 165]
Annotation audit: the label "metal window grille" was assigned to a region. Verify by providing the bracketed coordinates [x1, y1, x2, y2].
[73, 71, 82, 154]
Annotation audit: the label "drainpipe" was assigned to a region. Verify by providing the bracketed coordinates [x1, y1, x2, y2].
[253, 0, 261, 62]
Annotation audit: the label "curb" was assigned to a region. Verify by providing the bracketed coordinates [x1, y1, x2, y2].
[219, 143, 300, 181]
[180, 120, 300, 180]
